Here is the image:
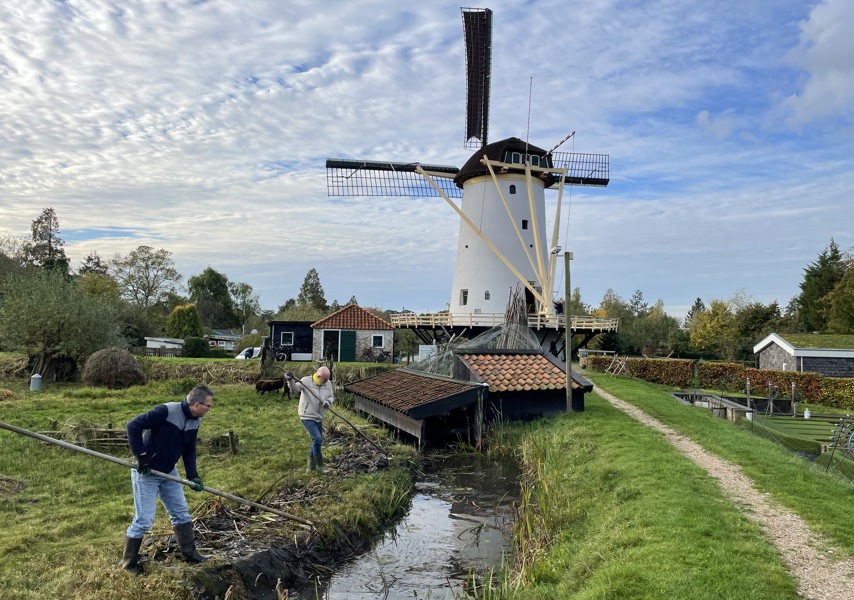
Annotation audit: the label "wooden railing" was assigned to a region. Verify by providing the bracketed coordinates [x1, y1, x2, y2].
[390, 312, 618, 332]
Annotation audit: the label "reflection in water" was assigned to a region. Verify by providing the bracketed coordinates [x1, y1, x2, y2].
[293, 453, 520, 599]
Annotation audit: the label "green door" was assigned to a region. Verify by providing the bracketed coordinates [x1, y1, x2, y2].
[340, 330, 356, 362]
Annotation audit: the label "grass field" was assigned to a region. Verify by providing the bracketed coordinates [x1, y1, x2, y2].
[0, 379, 414, 600]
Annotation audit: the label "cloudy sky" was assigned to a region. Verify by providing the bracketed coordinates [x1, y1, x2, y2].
[2, 0, 852, 319]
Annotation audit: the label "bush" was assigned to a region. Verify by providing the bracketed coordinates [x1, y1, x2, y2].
[81, 348, 147, 389]
[182, 337, 210, 358]
[208, 347, 229, 359]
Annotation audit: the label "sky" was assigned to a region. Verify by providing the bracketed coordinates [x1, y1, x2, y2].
[1, 0, 853, 320]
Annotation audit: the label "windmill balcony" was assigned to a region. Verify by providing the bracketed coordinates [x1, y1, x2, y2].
[390, 312, 618, 332]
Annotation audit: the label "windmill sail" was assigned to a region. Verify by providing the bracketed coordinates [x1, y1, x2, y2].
[462, 7, 492, 149]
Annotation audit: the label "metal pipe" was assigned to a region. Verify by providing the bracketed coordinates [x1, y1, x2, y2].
[0, 420, 313, 529]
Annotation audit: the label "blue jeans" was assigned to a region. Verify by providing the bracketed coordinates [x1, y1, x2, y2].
[301, 419, 323, 457]
[126, 468, 192, 539]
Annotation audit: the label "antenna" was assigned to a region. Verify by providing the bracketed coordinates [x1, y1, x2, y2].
[525, 76, 533, 155]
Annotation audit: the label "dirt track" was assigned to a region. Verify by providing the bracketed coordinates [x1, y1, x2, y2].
[594, 386, 854, 600]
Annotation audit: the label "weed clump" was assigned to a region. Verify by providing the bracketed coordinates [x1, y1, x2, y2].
[81, 348, 147, 389]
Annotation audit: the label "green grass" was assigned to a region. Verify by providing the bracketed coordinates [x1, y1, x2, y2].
[777, 333, 854, 349]
[582, 371, 854, 552]
[481, 393, 800, 599]
[0, 382, 415, 599]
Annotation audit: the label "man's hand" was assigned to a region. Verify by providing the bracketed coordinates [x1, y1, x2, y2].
[136, 453, 151, 475]
[322, 401, 331, 408]
[189, 477, 204, 492]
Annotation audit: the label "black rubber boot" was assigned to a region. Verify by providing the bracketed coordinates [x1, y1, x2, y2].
[316, 452, 333, 474]
[306, 455, 316, 472]
[120, 536, 143, 575]
[173, 521, 207, 563]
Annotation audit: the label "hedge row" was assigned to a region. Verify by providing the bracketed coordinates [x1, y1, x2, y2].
[588, 356, 854, 409]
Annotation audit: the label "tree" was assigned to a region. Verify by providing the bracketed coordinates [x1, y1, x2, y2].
[348, 295, 358, 305]
[732, 301, 782, 360]
[296, 268, 328, 311]
[824, 269, 854, 334]
[110, 246, 182, 310]
[685, 298, 706, 328]
[229, 281, 261, 332]
[78, 250, 109, 275]
[277, 298, 296, 314]
[77, 272, 121, 302]
[632, 300, 682, 356]
[629, 290, 650, 318]
[21, 207, 69, 273]
[166, 304, 203, 338]
[188, 267, 238, 328]
[797, 240, 845, 332]
[0, 269, 123, 376]
[689, 299, 737, 360]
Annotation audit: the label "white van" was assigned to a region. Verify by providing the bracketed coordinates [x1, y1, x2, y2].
[235, 347, 263, 360]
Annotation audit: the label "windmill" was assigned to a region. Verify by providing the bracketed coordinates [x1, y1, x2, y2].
[326, 7, 610, 341]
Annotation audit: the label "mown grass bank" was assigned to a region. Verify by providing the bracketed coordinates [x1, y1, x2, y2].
[0, 380, 414, 600]
[480, 391, 800, 599]
[584, 371, 854, 552]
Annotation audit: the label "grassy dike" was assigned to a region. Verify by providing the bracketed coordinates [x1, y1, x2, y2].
[481, 371, 854, 599]
[0, 380, 415, 600]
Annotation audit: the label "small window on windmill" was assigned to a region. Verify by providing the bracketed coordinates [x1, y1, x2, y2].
[509, 184, 516, 194]
[511, 152, 521, 164]
[484, 290, 490, 300]
[460, 289, 469, 305]
[522, 219, 528, 230]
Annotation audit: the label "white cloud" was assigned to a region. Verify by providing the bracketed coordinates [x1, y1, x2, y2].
[0, 0, 851, 319]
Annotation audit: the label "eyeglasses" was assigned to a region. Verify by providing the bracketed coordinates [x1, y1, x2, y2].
[199, 402, 212, 408]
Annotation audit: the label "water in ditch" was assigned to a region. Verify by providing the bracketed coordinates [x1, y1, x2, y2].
[291, 452, 521, 599]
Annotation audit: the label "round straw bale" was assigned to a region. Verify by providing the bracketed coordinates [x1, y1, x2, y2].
[81, 348, 147, 389]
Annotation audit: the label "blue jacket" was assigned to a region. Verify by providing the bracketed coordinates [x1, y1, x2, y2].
[127, 400, 201, 479]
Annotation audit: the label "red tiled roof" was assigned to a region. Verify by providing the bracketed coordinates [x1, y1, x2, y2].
[344, 369, 480, 415]
[311, 304, 394, 330]
[460, 353, 567, 392]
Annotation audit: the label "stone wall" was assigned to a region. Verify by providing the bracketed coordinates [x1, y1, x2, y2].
[758, 343, 792, 370]
[758, 342, 854, 378]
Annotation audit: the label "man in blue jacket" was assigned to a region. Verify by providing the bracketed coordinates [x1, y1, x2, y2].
[120, 385, 213, 575]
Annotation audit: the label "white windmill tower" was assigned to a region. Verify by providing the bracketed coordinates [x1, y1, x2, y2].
[326, 8, 610, 345]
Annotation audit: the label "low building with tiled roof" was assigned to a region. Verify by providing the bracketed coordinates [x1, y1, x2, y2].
[344, 327, 593, 447]
[311, 304, 395, 363]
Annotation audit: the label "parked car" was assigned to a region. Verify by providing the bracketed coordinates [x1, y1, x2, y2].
[236, 347, 263, 360]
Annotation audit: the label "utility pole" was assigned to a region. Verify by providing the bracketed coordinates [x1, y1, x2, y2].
[564, 251, 573, 411]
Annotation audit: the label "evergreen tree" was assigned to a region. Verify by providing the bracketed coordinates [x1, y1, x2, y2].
[296, 268, 328, 311]
[21, 207, 69, 273]
[348, 295, 358, 305]
[78, 250, 109, 275]
[797, 240, 845, 332]
[685, 298, 706, 327]
[166, 304, 203, 338]
[824, 268, 854, 334]
[629, 289, 650, 318]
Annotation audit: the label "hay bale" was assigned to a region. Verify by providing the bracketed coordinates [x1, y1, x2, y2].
[0, 388, 17, 401]
[81, 348, 147, 389]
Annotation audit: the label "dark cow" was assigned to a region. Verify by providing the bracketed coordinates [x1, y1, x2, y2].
[255, 378, 290, 399]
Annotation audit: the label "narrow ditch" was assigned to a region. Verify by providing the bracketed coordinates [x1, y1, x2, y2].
[290, 452, 521, 599]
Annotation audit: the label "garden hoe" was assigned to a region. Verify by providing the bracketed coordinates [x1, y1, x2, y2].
[0, 420, 314, 529]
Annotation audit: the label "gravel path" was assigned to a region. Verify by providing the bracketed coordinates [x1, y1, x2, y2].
[594, 385, 854, 600]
